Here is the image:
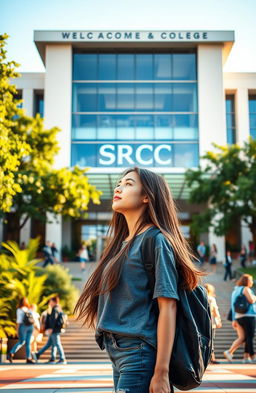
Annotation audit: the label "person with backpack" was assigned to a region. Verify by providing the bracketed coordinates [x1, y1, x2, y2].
[75, 167, 210, 393]
[224, 274, 256, 363]
[34, 296, 67, 364]
[224, 250, 233, 281]
[7, 297, 35, 364]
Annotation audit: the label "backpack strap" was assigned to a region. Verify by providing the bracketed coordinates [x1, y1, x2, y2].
[141, 227, 161, 292]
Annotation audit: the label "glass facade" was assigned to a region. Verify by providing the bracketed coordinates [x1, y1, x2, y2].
[34, 93, 44, 118]
[225, 95, 236, 144]
[249, 94, 256, 139]
[72, 52, 199, 168]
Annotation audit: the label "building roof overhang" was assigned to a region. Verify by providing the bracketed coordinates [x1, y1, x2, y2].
[34, 30, 235, 65]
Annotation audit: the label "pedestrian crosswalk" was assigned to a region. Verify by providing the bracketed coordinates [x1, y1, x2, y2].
[0, 363, 255, 392]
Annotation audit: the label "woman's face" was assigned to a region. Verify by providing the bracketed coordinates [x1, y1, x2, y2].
[247, 276, 253, 288]
[112, 171, 148, 213]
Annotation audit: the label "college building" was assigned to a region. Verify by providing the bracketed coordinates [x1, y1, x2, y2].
[7, 30, 256, 260]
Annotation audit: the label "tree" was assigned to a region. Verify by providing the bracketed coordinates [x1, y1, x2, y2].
[185, 138, 256, 244]
[0, 34, 102, 242]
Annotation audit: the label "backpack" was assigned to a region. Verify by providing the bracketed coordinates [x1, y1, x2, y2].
[234, 286, 250, 314]
[141, 227, 213, 391]
[23, 310, 35, 326]
[55, 311, 68, 331]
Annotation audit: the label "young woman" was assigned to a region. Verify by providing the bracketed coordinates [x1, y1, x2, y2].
[7, 297, 35, 364]
[78, 243, 89, 271]
[75, 167, 203, 393]
[204, 284, 222, 363]
[224, 274, 256, 363]
[209, 244, 218, 273]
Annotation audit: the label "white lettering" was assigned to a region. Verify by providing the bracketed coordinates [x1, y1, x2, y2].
[117, 145, 134, 165]
[99, 145, 115, 165]
[154, 145, 172, 165]
[135, 145, 153, 165]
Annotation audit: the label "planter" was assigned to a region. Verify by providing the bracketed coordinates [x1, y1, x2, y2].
[0, 338, 8, 363]
[7, 338, 26, 359]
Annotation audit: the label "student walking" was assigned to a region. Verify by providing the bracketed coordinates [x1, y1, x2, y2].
[7, 297, 35, 364]
[224, 274, 256, 363]
[224, 250, 233, 281]
[239, 245, 247, 268]
[78, 243, 89, 271]
[75, 167, 203, 393]
[204, 284, 222, 363]
[197, 241, 206, 266]
[34, 296, 67, 364]
[30, 303, 42, 353]
[209, 244, 218, 273]
[42, 241, 54, 267]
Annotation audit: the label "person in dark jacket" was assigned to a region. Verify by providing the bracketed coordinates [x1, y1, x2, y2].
[224, 250, 233, 281]
[43, 241, 54, 267]
[34, 296, 66, 364]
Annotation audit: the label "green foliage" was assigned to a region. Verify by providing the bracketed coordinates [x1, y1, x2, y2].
[0, 34, 102, 240]
[0, 238, 78, 337]
[186, 138, 256, 241]
[36, 264, 79, 314]
[0, 298, 16, 338]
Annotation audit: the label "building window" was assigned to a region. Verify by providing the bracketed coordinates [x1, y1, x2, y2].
[72, 51, 198, 168]
[249, 94, 256, 139]
[34, 92, 44, 118]
[225, 95, 236, 144]
[14, 90, 23, 108]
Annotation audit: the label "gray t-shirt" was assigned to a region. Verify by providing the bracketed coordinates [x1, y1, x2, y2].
[95, 226, 180, 350]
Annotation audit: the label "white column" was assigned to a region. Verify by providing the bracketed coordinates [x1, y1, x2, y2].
[208, 226, 225, 263]
[44, 44, 72, 253]
[241, 218, 252, 249]
[197, 45, 227, 157]
[46, 213, 62, 256]
[22, 88, 34, 116]
[62, 217, 72, 249]
[235, 88, 250, 145]
[197, 45, 226, 258]
[19, 215, 31, 247]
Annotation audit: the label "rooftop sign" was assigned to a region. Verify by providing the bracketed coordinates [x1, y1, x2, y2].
[34, 30, 235, 64]
[35, 30, 234, 43]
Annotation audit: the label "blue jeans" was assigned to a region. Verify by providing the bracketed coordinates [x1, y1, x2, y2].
[37, 335, 55, 359]
[51, 333, 65, 361]
[38, 333, 65, 361]
[102, 332, 173, 393]
[10, 324, 33, 359]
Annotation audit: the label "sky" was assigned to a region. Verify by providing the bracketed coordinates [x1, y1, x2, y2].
[1, 0, 256, 73]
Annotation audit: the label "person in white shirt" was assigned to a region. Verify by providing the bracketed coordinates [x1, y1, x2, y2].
[205, 284, 222, 363]
[7, 297, 35, 363]
[78, 244, 89, 271]
[30, 304, 42, 353]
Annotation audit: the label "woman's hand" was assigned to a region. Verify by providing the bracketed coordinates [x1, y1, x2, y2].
[149, 370, 171, 393]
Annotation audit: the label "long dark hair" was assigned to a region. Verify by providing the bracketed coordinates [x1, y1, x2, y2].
[74, 167, 204, 328]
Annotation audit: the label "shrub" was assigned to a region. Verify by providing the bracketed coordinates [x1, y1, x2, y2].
[36, 264, 79, 314]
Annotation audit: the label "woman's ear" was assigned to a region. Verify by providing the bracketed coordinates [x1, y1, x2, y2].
[142, 195, 149, 204]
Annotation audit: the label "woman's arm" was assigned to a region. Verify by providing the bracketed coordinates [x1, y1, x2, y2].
[244, 287, 256, 304]
[149, 297, 177, 393]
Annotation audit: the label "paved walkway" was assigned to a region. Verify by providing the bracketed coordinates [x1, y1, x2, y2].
[1, 259, 255, 391]
[0, 362, 255, 392]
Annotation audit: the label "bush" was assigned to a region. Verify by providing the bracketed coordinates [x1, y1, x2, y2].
[0, 238, 79, 338]
[36, 264, 79, 314]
